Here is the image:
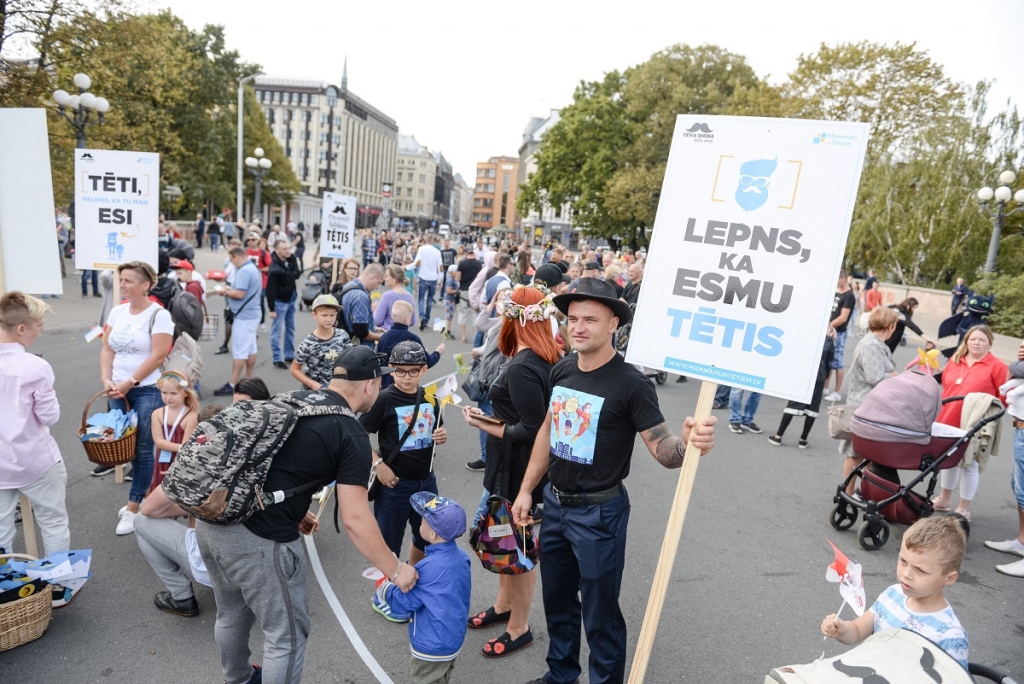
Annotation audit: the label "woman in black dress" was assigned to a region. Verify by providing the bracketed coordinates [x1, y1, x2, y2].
[462, 284, 562, 658]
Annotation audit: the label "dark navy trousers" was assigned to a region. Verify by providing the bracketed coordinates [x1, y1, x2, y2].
[539, 482, 631, 684]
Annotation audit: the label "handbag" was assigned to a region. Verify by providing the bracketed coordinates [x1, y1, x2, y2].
[224, 287, 258, 325]
[367, 390, 421, 501]
[827, 404, 855, 441]
[470, 495, 539, 575]
[462, 358, 487, 402]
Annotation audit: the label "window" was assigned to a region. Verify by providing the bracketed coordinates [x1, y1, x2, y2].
[321, 113, 328, 126]
[319, 132, 328, 143]
[255, 90, 262, 101]
[309, 94, 317, 106]
[272, 91, 280, 104]
[487, 169, 496, 178]
[333, 115, 341, 127]
[503, 175, 509, 192]
[332, 134, 340, 145]
[301, 93, 308, 105]
[486, 184, 495, 193]
[417, 203, 423, 212]
[406, 187, 412, 196]
[501, 164, 513, 171]
[477, 168, 485, 177]
[418, 189, 425, 198]
[319, 150, 327, 161]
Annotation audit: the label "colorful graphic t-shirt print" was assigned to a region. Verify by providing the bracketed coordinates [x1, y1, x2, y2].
[395, 403, 436, 451]
[549, 386, 604, 465]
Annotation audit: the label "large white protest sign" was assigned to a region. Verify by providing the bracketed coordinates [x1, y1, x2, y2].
[0, 109, 61, 294]
[320, 192, 357, 259]
[625, 116, 869, 403]
[74, 149, 159, 270]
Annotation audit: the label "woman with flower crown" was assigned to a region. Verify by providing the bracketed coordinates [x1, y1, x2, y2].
[462, 284, 562, 658]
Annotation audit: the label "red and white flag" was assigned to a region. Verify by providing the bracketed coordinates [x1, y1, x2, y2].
[825, 539, 866, 616]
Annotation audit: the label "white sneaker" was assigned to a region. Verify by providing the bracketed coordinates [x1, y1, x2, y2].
[116, 509, 137, 536]
[996, 559, 1024, 578]
[260, 324, 268, 333]
[117, 504, 127, 518]
[984, 539, 1024, 557]
[825, 391, 842, 402]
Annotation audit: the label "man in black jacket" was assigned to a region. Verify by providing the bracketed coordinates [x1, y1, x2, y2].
[266, 238, 302, 368]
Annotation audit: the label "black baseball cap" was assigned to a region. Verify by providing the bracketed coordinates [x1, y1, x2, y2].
[390, 341, 427, 366]
[332, 346, 394, 381]
[583, 261, 601, 271]
[534, 263, 571, 288]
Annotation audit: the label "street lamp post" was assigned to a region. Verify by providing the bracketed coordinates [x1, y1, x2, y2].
[52, 72, 110, 149]
[237, 73, 261, 223]
[245, 147, 272, 225]
[977, 169, 1024, 273]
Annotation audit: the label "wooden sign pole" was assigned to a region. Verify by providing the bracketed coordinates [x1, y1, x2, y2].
[331, 258, 339, 287]
[627, 380, 718, 684]
[112, 269, 125, 484]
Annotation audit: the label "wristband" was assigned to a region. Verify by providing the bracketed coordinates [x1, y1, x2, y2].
[372, 457, 383, 470]
[129, 376, 140, 387]
[389, 561, 402, 582]
[676, 438, 685, 459]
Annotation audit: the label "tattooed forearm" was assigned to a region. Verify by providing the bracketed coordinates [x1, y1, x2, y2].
[643, 423, 684, 469]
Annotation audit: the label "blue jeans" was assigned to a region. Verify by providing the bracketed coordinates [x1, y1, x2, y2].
[540, 483, 630, 684]
[109, 385, 163, 503]
[714, 385, 731, 406]
[1012, 428, 1024, 510]
[209, 233, 220, 251]
[473, 328, 486, 348]
[418, 279, 437, 324]
[270, 295, 297, 362]
[477, 396, 492, 462]
[373, 471, 438, 556]
[81, 269, 98, 295]
[474, 488, 491, 527]
[729, 388, 762, 425]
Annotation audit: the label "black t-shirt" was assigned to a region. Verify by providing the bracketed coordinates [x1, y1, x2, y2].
[359, 386, 442, 479]
[243, 391, 372, 543]
[883, 305, 923, 354]
[547, 353, 664, 493]
[484, 349, 552, 499]
[441, 248, 457, 268]
[830, 289, 856, 333]
[457, 258, 482, 292]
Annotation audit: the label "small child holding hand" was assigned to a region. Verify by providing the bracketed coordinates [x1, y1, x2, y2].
[375, 493, 471, 684]
[821, 516, 969, 668]
[149, 371, 199, 494]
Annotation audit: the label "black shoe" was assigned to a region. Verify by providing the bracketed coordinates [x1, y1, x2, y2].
[154, 591, 199, 617]
[419, 320, 427, 331]
[741, 422, 762, 434]
[675, 375, 688, 383]
[526, 678, 578, 684]
[466, 459, 485, 472]
[729, 423, 743, 434]
[273, 361, 287, 369]
[213, 383, 235, 396]
[284, 357, 294, 363]
[243, 664, 263, 684]
[712, 402, 728, 410]
[215, 346, 230, 355]
[93, 292, 102, 298]
[91, 464, 115, 476]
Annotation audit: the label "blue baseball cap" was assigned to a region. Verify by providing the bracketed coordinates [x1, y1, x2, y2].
[410, 492, 466, 541]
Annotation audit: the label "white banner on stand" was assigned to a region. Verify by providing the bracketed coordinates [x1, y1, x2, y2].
[320, 192, 357, 260]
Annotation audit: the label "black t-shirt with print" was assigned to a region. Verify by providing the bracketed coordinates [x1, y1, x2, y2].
[359, 386, 443, 479]
[244, 390, 372, 543]
[457, 258, 482, 292]
[546, 353, 664, 493]
[830, 289, 856, 333]
[441, 248, 457, 268]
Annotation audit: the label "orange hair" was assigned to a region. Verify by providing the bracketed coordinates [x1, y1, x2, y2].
[498, 287, 561, 364]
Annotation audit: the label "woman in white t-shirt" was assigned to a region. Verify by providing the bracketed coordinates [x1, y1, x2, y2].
[99, 261, 175, 536]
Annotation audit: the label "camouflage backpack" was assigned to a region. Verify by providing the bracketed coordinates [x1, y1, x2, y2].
[161, 390, 356, 525]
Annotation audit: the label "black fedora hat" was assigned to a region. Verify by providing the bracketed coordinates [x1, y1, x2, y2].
[552, 277, 632, 326]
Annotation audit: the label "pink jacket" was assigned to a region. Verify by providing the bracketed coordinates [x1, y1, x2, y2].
[0, 342, 62, 488]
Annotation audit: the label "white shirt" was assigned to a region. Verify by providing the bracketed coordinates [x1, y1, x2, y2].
[105, 302, 174, 385]
[414, 244, 443, 282]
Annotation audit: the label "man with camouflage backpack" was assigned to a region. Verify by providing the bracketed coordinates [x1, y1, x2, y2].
[192, 346, 419, 684]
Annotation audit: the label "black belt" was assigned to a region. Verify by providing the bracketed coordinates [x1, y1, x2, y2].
[552, 484, 622, 507]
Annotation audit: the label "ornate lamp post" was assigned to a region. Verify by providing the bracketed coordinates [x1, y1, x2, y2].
[977, 169, 1024, 273]
[245, 147, 273, 224]
[52, 72, 110, 148]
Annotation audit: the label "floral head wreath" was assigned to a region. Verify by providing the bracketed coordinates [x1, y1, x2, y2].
[497, 283, 558, 326]
[159, 370, 189, 388]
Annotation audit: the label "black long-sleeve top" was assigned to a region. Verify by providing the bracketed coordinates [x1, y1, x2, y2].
[265, 253, 302, 311]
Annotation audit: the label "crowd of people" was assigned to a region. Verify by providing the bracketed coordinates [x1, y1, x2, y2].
[3, 214, 1024, 683]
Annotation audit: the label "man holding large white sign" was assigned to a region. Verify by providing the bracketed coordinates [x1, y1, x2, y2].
[74, 149, 159, 271]
[319, 192, 357, 260]
[626, 116, 870, 403]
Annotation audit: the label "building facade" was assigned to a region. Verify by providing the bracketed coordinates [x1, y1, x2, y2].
[473, 156, 519, 232]
[451, 173, 473, 227]
[394, 134, 438, 229]
[253, 70, 398, 230]
[518, 110, 577, 247]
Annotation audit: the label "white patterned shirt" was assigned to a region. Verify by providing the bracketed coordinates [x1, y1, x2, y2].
[872, 584, 968, 668]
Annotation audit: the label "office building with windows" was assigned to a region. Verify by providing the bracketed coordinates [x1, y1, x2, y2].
[518, 110, 576, 247]
[253, 70, 398, 229]
[472, 156, 519, 232]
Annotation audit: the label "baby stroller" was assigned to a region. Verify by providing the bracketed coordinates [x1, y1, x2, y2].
[767, 628, 1018, 683]
[829, 370, 1005, 550]
[300, 260, 333, 311]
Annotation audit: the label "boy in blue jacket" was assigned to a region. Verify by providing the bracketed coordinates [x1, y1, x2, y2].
[375, 492, 471, 683]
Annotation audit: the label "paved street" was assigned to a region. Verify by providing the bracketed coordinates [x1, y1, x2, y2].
[4, 255, 1023, 683]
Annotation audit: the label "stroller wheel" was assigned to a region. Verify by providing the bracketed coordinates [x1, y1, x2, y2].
[858, 518, 890, 550]
[830, 502, 858, 531]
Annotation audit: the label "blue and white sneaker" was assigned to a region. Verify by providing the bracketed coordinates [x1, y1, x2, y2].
[371, 585, 410, 623]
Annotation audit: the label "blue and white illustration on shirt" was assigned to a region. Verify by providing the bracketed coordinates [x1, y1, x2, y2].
[395, 403, 436, 451]
[549, 386, 605, 465]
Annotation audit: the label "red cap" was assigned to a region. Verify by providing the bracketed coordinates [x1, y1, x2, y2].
[174, 260, 194, 271]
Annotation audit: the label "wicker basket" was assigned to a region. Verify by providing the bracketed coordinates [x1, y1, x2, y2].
[0, 553, 52, 652]
[199, 312, 219, 341]
[79, 390, 137, 466]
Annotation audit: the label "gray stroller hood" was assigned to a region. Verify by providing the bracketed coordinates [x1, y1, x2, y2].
[852, 369, 941, 445]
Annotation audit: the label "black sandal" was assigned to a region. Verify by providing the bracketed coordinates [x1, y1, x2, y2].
[467, 606, 511, 629]
[482, 629, 533, 658]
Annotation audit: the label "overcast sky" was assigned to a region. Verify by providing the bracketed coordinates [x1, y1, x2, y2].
[158, 0, 1023, 181]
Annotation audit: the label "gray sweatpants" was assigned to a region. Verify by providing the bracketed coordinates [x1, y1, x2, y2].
[134, 514, 194, 601]
[196, 522, 310, 684]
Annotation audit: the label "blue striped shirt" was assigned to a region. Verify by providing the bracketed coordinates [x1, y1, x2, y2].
[872, 584, 968, 668]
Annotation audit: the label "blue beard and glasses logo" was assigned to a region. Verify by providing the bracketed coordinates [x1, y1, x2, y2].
[734, 158, 778, 212]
